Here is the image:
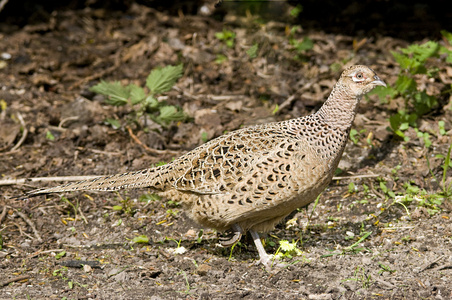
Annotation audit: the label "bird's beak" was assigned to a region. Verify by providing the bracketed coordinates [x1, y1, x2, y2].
[371, 75, 387, 87]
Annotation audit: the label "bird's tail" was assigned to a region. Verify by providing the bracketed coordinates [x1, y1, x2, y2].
[20, 164, 175, 199]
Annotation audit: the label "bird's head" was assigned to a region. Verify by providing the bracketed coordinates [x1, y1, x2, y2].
[339, 65, 386, 97]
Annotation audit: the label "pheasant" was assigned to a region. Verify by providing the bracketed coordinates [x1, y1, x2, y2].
[21, 65, 386, 266]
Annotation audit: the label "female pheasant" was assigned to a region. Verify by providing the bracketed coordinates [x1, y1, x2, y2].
[22, 65, 386, 266]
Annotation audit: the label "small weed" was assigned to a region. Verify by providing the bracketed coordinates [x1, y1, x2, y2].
[166, 209, 179, 217]
[350, 129, 359, 144]
[343, 231, 372, 254]
[215, 54, 228, 64]
[378, 179, 396, 199]
[378, 262, 396, 274]
[60, 196, 79, 219]
[274, 240, 303, 259]
[432, 144, 452, 198]
[246, 43, 259, 59]
[165, 237, 187, 255]
[139, 193, 161, 203]
[342, 267, 372, 289]
[53, 266, 87, 289]
[215, 29, 236, 48]
[176, 270, 192, 295]
[132, 235, 149, 244]
[113, 193, 135, 215]
[414, 128, 432, 148]
[45, 130, 55, 141]
[438, 120, 446, 136]
[289, 4, 303, 18]
[201, 131, 209, 143]
[196, 229, 204, 243]
[167, 200, 180, 208]
[55, 250, 66, 260]
[287, 25, 313, 60]
[91, 64, 187, 128]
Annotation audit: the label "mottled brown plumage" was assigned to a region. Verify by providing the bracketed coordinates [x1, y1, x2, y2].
[23, 65, 386, 266]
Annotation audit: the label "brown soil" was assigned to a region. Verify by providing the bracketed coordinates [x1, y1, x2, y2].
[1, 2, 451, 299]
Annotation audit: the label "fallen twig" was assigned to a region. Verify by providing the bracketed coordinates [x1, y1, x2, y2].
[0, 205, 8, 225]
[373, 277, 396, 289]
[10, 113, 28, 151]
[27, 249, 65, 259]
[14, 210, 43, 243]
[332, 174, 381, 180]
[0, 275, 30, 288]
[417, 255, 445, 273]
[126, 126, 180, 156]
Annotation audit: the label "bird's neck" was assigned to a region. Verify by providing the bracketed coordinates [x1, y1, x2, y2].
[315, 83, 361, 130]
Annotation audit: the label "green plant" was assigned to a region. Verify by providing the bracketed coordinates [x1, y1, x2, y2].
[176, 270, 192, 295]
[289, 4, 303, 18]
[132, 235, 149, 244]
[429, 144, 452, 198]
[414, 128, 432, 148]
[113, 193, 135, 215]
[45, 130, 55, 141]
[287, 26, 313, 60]
[274, 240, 303, 259]
[378, 262, 396, 275]
[342, 267, 372, 289]
[139, 193, 161, 203]
[215, 29, 236, 48]
[349, 129, 359, 144]
[371, 33, 452, 140]
[60, 196, 81, 220]
[438, 120, 446, 135]
[91, 64, 187, 127]
[246, 43, 259, 59]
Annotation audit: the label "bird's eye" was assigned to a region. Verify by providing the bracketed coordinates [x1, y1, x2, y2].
[352, 72, 365, 83]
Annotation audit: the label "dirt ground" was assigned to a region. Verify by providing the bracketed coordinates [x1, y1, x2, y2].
[1, 2, 452, 299]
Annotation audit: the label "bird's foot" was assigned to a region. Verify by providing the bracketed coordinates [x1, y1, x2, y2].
[219, 224, 243, 247]
[253, 254, 287, 269]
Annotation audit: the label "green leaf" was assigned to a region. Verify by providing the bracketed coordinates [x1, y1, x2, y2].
[413, 92, 438, 116]
[132, 235, 149, 244]
[289, 4, 303, 17]
[349, 129, 359, 144]
[46, 130, 55, 141]
[246, 43, 258, 59]
[291, 37, 314, 52]
[401, 41, 439, 64]
[90, 80, 130, 106]
[129, 84, 146, 105]
[391, 51, 415, 70]
[112, 205, 123, 211]
[104, 118, 121, 129]
[394, 75, 416, 95]
[157, 105, 187, 124]
[143, 96, 160, 110]
[139, 193, 161, 202]
[146, 64, 183, 94]
[215, 54, 228, 64]
[441, 30, 452, 45]
[55, 250, 66, 260]
[368, 86, 398, 103]
[279, 240, 293, 252]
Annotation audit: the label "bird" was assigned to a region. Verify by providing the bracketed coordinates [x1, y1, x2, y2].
[21, 65, 386, 267]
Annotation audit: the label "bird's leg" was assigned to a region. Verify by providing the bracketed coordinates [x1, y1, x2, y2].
[249, 229, 273, 266]
[250, 229, 285, 268]
[219, 224, 243, 247]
